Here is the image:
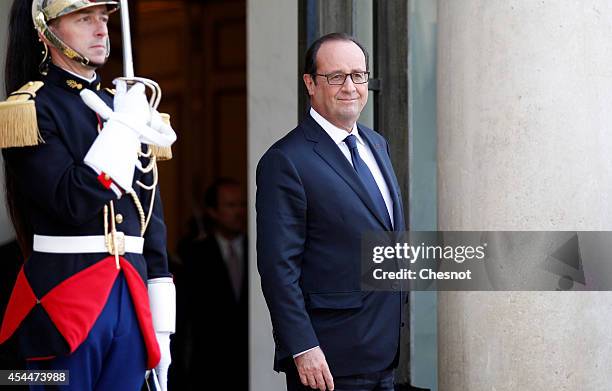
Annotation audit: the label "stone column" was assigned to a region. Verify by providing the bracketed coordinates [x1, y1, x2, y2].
[248, 0, 298, 389]
[437, 0, 612, 389]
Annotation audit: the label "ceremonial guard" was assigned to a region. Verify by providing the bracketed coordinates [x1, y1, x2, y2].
[0, 1, 177, 390]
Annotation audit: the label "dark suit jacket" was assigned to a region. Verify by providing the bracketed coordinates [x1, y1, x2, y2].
[256, 114, 406, 377]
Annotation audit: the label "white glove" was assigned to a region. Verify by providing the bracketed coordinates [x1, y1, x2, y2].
[148, 277, 176, 391]
[148, 109, 177, 147]
[82, 81, 152, 192]
[154, 332, 171, 391]
[81, 80, 177, 148]
[112, 80, 151, 127]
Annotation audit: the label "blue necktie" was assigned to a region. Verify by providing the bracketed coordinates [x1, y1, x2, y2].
[344, 134, 392, 228]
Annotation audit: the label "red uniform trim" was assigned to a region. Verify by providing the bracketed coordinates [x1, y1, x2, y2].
[40, 257, 119, 353]
[97, 172, 113, 189]
[120, 258, 161, 369]
[1, 256, 161, 370]
[0, 267, 37, 344]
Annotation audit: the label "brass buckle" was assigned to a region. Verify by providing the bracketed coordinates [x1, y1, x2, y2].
[108, 231, 126, 256]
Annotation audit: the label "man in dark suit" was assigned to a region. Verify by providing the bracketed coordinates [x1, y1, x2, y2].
[256, 33, 406, 391]
[180, 178, 247, 390]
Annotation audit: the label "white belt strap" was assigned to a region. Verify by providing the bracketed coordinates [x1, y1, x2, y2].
[33, 234, 144, 254]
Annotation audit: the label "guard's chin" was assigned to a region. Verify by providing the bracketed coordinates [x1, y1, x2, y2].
[88, 57, 108, 69]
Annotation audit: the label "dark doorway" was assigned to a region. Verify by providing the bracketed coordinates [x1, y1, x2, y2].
[102, 0, 247, 253]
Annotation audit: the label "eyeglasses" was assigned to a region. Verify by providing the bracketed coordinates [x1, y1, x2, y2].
[313, 71, 370, 85]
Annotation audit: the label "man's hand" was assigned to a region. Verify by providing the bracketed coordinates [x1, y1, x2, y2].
[294, 347, 334, 391]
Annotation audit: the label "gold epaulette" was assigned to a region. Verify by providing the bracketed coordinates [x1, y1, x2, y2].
[150, 113, 173, 161]
[104, 87, 115, 95]
[0, 81, 44, 148]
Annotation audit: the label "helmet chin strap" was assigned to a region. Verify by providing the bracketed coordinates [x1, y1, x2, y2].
[39, 40, 50, 75]
[44, 30, 91, 67]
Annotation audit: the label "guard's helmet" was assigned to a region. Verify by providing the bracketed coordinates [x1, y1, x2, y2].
[32, 0, 119, 68]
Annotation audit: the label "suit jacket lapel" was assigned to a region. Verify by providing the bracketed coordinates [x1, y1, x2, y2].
[303, 116, 390, 230]
[358, 125, 405, 231]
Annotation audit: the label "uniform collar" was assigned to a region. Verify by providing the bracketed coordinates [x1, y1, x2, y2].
[45, 63, 102, 94]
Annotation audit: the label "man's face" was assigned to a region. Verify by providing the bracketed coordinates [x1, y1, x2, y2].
[50, 6, 110, 66]
[303, 40, 368, 131]
[209, 185, 246, 237]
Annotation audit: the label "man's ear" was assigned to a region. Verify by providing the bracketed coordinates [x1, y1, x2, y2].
[303, 74, 315, 96]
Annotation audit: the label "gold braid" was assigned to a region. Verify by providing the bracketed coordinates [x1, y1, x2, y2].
[129, 145, 159, 236]
[129, 191, 147, 236]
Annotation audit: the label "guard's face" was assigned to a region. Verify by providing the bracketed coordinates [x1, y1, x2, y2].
[50, 5, 110, 66]
[304, 40, 368, 131]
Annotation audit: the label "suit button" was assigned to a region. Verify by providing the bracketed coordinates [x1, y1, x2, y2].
[401, 322, 405, 327]
[115, 214, 123, 224]
[392, 282, 399, 290]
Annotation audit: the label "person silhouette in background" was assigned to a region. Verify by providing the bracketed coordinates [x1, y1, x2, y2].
[179, 178, 248, 390]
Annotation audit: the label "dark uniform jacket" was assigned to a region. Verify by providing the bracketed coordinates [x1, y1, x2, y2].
[0, 64, 169, 369]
